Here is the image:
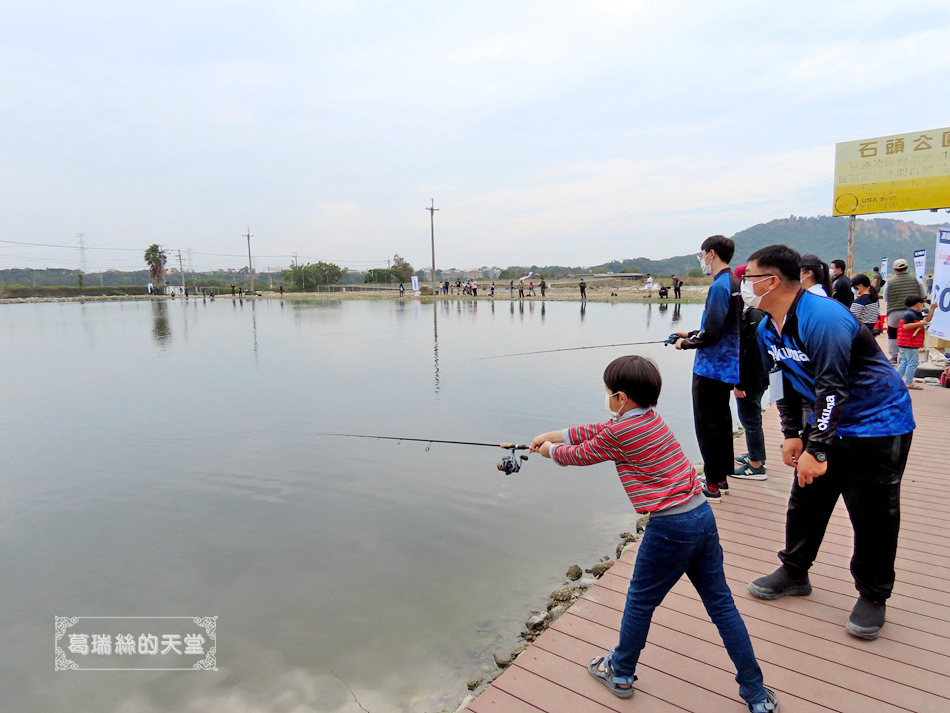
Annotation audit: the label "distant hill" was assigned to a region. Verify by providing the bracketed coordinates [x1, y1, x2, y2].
[506, 216, 950, 277]
[730, 216, 948, 272]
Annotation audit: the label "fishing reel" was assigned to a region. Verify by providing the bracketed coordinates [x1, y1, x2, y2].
[664, 333, 680, 346]
[497, 444, 529, 474]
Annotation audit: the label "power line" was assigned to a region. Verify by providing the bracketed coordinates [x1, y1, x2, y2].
[0, 239, 142, 251]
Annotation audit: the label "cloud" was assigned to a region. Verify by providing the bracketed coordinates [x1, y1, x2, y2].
[1, 1, 949, 271]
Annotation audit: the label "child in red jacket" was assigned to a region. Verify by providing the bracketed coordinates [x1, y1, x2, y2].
[896, 296, 927, 389]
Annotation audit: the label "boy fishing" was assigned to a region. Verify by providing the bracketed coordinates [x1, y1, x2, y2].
[530, 355, 777, 712]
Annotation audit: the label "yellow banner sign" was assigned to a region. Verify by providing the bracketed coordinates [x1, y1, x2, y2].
[833, 127, 950, 216]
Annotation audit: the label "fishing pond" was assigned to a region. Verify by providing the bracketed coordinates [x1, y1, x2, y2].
[0, 296, 730, 712]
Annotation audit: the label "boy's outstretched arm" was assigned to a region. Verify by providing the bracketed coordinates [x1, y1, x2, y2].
[530, 430, 564, 457]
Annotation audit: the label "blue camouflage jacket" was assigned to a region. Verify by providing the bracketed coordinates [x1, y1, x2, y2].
[680, 268, 741, 384]
[757, 289, 915, 458]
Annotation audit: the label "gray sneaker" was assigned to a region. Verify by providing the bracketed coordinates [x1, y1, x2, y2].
[747, 566, 812, 600]
[845, 596, 885, 640]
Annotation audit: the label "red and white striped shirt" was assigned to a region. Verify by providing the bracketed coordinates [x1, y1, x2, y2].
[549, 408, 700, 513]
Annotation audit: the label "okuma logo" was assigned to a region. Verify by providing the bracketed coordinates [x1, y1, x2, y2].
[816, 395, 836, 431]
[767, 344, 810, 363]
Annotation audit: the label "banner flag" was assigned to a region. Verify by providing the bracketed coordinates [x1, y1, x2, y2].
[882, 257, 888, 278]
[929, 230, 950, 341]
[914, 249, 927, 286]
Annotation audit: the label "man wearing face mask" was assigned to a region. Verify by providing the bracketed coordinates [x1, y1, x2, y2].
[673, 235, 742, 503]
[741, 244, 915, 642]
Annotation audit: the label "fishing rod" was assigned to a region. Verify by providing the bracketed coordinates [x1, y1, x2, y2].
[318, 433, 531, 474]
[472, 334, 680, 361]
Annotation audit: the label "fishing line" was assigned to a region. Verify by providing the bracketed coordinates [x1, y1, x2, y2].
[317, 434, 530, 473]
[317, 433, 528, 449]
[472, 335, 678, 361]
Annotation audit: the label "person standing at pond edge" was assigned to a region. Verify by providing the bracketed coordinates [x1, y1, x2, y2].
[731, 264, 769, 480]
[540, 278, 546, 297]
[742, 244, 914, 641]
[848, 274, 879, 332]
[530, 355, 778, 713]
[672, 275, 681, 299]
[830, 259, 853, 308]
[579, 280, 587, 300]
[674, 235, 742, 503]
[883, 259, 925, 364]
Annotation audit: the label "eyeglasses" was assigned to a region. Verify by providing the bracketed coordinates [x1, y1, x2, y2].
[740, 273, 776, 282]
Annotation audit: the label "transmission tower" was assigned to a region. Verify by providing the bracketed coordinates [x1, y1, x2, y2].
[76, 233, 89, 274]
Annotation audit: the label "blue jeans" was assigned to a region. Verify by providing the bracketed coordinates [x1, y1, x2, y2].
[896, 346, 919, 384]
[611, 503, 766, 704]
[735, 390, 766, 463]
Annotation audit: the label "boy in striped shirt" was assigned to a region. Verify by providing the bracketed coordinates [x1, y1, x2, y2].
[530, 355, 777, 712]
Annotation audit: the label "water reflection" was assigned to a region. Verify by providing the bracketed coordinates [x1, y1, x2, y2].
[151, 300, 171, 348]
[433, 304, 441, 396]
[580, 301, 586, 320]
[0, 298, 708, 713]
[672, 302, 682, 324]
[251, 300, 259, 361]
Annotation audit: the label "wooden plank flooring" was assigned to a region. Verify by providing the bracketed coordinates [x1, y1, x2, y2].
[466, 384, 950, 713]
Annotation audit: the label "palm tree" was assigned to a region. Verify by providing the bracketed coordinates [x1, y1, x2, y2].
[144, 244, 167, 287]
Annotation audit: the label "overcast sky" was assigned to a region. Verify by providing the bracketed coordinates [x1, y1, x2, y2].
[2, 0, 950, 274]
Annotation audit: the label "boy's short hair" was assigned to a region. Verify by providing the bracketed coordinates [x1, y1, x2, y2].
[604, 355, 661, 407]
[747, 244, 801, 283]
[701, 235, 735, 264]
[831, 259, 847, 272]
[905, 295, 924, 307]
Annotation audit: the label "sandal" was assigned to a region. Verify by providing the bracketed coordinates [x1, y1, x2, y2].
[587, 652, 636, 699]
[748, 687, 779, 713]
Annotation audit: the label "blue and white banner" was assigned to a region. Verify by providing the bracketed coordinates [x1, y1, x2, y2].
[881, 257, 888, 278]
[411, 275, 419, 292]
[914, 249, 927, 286]
[929, 230, 950, 341]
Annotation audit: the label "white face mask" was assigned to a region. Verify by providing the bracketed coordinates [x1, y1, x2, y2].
[741, 276, 772, 309]
[605, 391, 623, 418]
[698, 253, 713, 276]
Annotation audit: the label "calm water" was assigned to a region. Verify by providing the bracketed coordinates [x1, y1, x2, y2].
[0, 296, 713, 713]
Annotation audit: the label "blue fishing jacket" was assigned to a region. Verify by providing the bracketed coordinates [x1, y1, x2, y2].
[680, 268, 741, 384]
[757, 289, 915, 457]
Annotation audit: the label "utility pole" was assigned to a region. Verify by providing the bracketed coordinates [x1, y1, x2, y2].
[846, 215, 856, 276]
[244, 228, 254, 294]
[426, 199, 439, 291]
[177, 249, 186, 293]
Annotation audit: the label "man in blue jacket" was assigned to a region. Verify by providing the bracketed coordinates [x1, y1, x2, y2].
[674, 235, 742, 502]
[741, 244, 914, 641]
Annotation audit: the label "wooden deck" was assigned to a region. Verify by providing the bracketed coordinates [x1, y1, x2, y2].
[466, 385, 950, 713]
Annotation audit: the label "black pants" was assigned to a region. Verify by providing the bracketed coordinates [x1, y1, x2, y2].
[691, 373, 735, 485]
[780, 431, 912, 603]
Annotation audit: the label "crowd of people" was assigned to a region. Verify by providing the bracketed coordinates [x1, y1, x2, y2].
[529, 233, 936, 713]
